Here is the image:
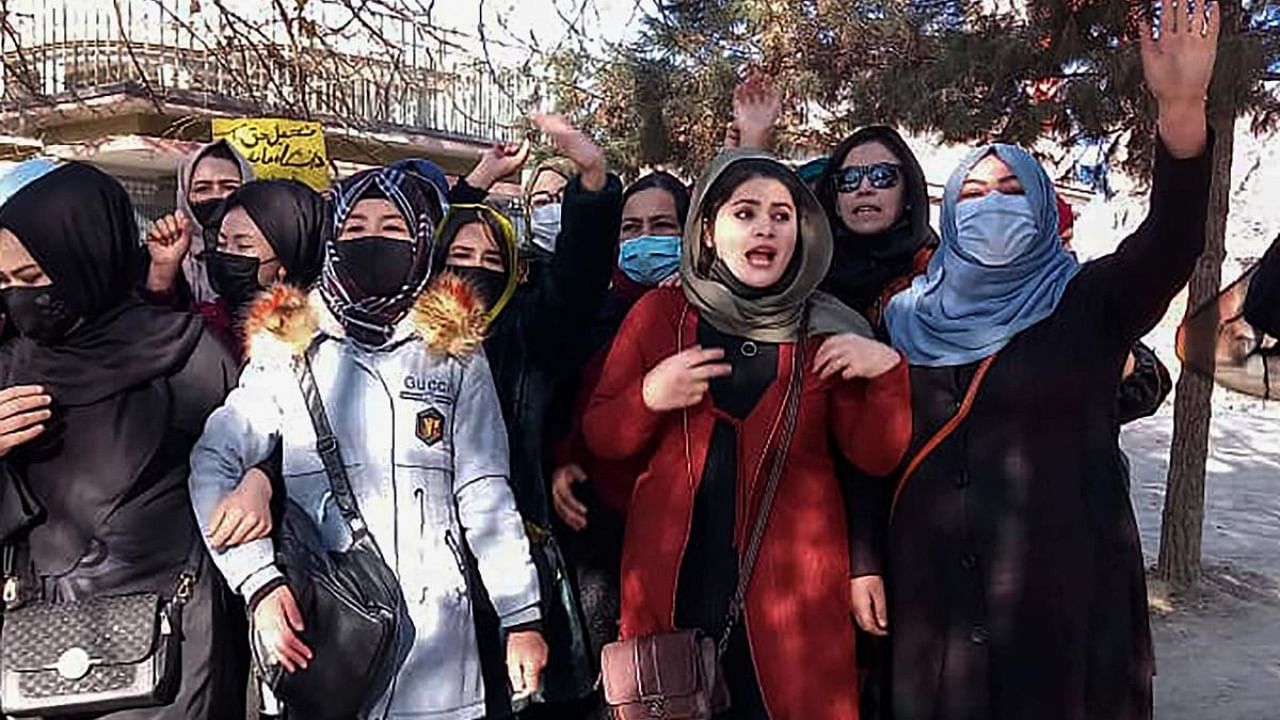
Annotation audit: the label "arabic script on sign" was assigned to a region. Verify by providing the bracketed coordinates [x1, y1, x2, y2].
[211, 118, 330, 190]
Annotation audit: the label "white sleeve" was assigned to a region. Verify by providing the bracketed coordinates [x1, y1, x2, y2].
[451, 350, 541, 628]
[188, 357, 287, 599]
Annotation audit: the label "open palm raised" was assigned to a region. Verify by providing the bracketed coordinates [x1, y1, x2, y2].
[1140, 0, 1220, 157]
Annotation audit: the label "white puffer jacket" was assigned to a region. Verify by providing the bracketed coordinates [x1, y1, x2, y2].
[189, 284, 539, 720]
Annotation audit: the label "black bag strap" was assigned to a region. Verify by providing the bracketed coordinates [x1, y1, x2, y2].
[170, 524, 204, 609]
[716, 313, 807, 657]
[291, 347, 378, 551]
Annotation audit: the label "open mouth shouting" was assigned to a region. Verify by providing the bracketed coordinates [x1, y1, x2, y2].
[744, 244, 779, 269]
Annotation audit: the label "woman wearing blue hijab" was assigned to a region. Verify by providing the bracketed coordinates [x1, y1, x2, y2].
[881, 6, 1220, 720]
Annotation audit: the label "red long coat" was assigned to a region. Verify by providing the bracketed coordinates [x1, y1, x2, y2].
[583, 288, 912, 720]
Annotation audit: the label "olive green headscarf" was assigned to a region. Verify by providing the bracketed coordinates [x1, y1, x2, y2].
[681, 149, 872, 343]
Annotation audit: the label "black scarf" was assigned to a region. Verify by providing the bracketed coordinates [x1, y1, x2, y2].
[819, 219, 922, 315]
[0, 163, 205, 574]
[0, 163, 203, 406]
[232, 179, 327, 288]
[815, 126, 937, 317]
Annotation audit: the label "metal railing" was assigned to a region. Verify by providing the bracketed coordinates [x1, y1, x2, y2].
[0, 0, 535, 142]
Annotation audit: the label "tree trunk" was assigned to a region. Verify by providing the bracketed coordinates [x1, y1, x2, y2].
[1155, 107, 1236, 590]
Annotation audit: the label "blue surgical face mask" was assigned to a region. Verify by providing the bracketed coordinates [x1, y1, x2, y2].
[618, 234, 682, 286]
[954, 192, 1040, 266]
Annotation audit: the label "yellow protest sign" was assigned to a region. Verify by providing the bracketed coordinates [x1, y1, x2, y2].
[211, 118, 330, 190]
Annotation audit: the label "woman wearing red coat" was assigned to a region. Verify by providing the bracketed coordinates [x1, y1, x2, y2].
[583, 150, 912, 719]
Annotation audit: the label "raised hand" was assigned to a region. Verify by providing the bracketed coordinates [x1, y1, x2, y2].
[1141, 0, 1219, 158]
[466, 140, 532, 192]
[732, 72, 782, 151]
[642, 346, 733, 412]
[145, 212, 193, 293]
[531, 113, 607, 192]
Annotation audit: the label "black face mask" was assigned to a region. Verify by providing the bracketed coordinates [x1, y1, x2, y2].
[188, 199, 226, 231]
[206, 251, 268, 311]
[449, 265, 508, 311]
[334, 237, 415, 298]
[1, 286, 80, 344]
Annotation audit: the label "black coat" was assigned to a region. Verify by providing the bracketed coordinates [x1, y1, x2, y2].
[1244, 233, 1280, 338]
[887, 140, 1211, 720]
[0, 329, 247, 720]
[475, 174, 622, 708]
[484, 174, 623, 527]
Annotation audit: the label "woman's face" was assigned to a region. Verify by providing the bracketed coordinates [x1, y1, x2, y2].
[959, 154, 1024, 202]
[216, 206, 284, 286]
[835, 140, 907, 236]
[620, 188, 682, 242]
[529, 170, 568, 209]
[0, 228, 49, 290]
[189, 155, 243, 204]
[447, 221, 505, 273]
[338, 198, 412, 242]
[706, 176, 798, 289]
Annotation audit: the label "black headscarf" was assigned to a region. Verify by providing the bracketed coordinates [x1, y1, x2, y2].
[0, 162, 204, 406]
[227, 179, 327, 287]
[0, 162, 206, 573]
[815, 126, 938, 316]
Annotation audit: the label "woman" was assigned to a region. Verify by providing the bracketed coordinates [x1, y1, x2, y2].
[881, 9, 1217, 720]
[198, 178, 327, 358]
[433, 114, 622, 719]
[551, 171, 691, 523]
[584, 149, 912, 719]
[524, 157, 576, 258]
[189, 161, 548, 720]
[0, 160, 246, 718]
[546, 171, 691, 716]
[815, 126, 938, 331]
[144, 140, 255, 320]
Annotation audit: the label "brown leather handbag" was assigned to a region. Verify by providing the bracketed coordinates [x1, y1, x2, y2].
[600, 328, 806, 720]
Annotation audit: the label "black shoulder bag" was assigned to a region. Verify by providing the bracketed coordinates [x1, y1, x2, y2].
[0, 535, 200, 716]
[252, 350, 414, 720]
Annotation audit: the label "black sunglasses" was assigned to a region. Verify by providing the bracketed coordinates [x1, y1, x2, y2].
[834, 163, 902, 193]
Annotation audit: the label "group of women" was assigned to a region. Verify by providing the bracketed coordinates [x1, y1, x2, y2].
[0, 4, 1225, 720]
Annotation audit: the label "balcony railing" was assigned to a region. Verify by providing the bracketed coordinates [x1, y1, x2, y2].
[0, 1, 535, 142]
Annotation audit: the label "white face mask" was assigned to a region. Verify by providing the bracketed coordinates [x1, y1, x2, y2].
[954, 192, 1040, 266]
[529, 203, 562, 254]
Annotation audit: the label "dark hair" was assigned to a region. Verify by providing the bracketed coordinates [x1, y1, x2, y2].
[815, 126, 912, 233]
[622, 171, 691, 228]
[697, 159, 807, 275]
[434, 205, 514, 272]
[199, 141, 240, 167]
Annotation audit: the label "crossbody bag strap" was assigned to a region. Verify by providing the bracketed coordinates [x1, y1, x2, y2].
[890, 353, 997, 519]
[291, 346, 376, 549]
[170, 523, 204, 609]
[716, 313, 808, 657]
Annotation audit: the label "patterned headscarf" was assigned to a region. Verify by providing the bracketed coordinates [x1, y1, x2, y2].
[320, 163, 448, 346]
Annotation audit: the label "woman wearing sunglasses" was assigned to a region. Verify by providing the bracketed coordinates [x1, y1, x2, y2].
[814, 127, 939, 334]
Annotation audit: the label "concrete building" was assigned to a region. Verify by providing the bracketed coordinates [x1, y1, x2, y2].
[0, 0, 535, 220]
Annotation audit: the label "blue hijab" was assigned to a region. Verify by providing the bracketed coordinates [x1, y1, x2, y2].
[883, 144, 1080, 367]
